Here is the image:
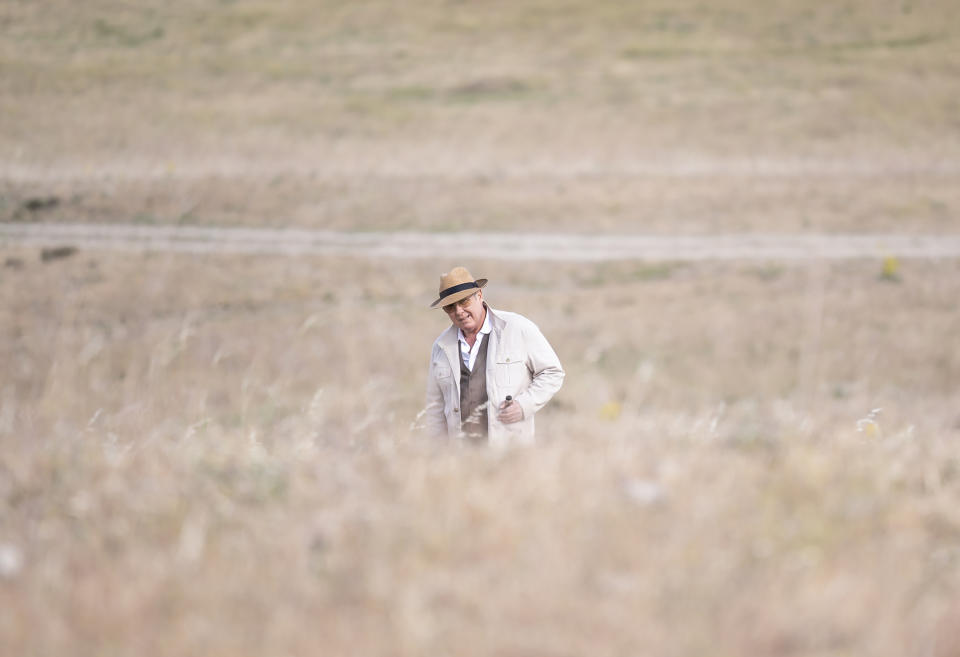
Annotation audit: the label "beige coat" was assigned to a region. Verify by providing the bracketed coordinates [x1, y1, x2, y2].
[425, 305, 564, 447]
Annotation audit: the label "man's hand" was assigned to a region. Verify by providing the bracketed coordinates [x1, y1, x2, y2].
[497, 399, 524, 424]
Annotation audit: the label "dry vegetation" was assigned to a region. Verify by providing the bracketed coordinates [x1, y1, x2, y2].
[3, 1, 960, 656]
[3, 0, 960, 232]
[3, 252, 960, 656]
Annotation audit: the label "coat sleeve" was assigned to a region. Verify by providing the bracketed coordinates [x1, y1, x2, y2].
[515, 320, 565, 420]
[424, 347, 449, 438]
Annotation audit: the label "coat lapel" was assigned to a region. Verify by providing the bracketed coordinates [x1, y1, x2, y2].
[486, 306, 506, 363]
[439, 327, 461, 395]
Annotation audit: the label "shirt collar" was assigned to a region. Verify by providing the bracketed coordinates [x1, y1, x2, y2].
[457, 307, 492, 347]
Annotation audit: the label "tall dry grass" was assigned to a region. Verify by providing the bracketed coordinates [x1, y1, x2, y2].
[3, 251, 960, 655]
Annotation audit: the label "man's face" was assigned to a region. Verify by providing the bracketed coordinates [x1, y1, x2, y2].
[444, 290, 485, 333]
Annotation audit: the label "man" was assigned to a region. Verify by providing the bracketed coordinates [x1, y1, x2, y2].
[425, 266, 564, 446]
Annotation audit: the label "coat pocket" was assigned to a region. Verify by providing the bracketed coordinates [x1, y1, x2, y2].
[434, 363, 452, 379]
[494, 354, 523, 386]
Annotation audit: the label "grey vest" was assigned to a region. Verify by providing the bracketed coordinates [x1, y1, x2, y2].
[459, 334, 489, 440]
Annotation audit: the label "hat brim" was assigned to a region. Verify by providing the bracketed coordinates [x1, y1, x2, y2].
[430, 279, 487, 308]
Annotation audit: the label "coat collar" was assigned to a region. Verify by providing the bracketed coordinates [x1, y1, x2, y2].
[439, 304, 505, 373]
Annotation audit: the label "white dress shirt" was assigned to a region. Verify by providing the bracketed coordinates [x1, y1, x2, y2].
[457, 311, 492, 372]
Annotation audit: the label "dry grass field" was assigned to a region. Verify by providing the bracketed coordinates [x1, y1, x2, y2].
[3, 1, 960, 656]
[3, 0, 960, 233]
[4, 252, 960, 656]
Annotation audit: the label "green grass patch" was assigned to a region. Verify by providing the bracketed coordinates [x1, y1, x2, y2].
[92, 19, 165, 48]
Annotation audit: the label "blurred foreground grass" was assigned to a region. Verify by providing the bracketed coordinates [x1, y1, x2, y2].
[4, 415, 960, 656]
[2, 250, 960, 655]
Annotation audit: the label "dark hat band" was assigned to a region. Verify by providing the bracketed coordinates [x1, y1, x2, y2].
[438, 281, 479, 301]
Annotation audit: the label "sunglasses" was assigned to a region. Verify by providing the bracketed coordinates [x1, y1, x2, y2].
[442, 292, 479, 314]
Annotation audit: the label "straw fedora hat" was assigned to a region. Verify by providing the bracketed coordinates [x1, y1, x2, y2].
[430, 266, 488, 308]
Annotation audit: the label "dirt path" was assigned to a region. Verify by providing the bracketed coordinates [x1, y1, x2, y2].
[3, 222, 960, 261]
[4, 155, 960, 184]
